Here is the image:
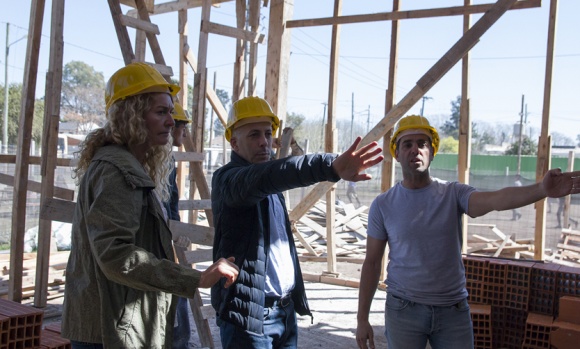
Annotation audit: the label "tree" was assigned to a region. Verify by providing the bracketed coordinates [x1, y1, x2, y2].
[440, 95, 461, 139]
[504, 137, 537, 156]
[0, 83, 44, 149]
[551, 132, 574, 146]
[211, 89, 230, 136]
[61, 61, 105, 130]
[438, 136, 459, 154]
[285, 111, 305, 130]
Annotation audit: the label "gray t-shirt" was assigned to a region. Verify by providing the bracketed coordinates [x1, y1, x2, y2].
[367, 178, 476, 306]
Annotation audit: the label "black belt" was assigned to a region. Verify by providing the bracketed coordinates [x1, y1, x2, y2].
[265, 293, 292, 308]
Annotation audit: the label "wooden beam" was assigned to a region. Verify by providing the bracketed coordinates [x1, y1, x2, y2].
[324, 0, 342, 275]
[459, 0, 472, 254]
[172, 151, 205, 162]
[0, 154, 73, 167]
[169, 220, 214, 247]
[35, 0, 66, 307]
[534, 0, 558, 260]
[10, 0, 46, 302]
[108, 0, 136, 64]
[40, 198, 74, 223]
[178, 199, 212, 211]
[0, 173, 74, 201]
[286, 0, 541, 28]
[126, 0, 233, 17]
[232, 0, 246, 101]
[202, 21, 265, 44]
[264, 0, 293, 122]
[119, 0, 154, 11]
[119, 14, 160, 34]
[134, 0, 166, 68]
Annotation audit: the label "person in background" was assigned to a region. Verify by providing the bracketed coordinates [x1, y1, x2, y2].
[164, 102, 193, 348]
[511, 174, 523, 220]
[356, 114, 580, 349]
[346, 180, 362, 208]
[556, 196, 578, 229]
[61, 62, 239, 348]
[212, 96, 384, 349]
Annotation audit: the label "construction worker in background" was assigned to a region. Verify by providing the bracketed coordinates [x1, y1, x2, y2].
[511, 174, 523, 220]
[211, 96, 384, 348]
[346, 180, 362, 208]
[61, 62, 239, 348]
[164, 102, 193, 348]
[356, 114, 580, 349]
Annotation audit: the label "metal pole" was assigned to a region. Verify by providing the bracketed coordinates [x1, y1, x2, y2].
[516, 94, 524, 175]
[366, 105, 370, 133]
[350, 92, 354, 143]
[420, 96, 432, 116]
[3, 23, 9, 154]
[321, 102, 327, 151]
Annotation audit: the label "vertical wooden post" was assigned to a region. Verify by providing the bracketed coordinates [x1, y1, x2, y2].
[233, 0, 246, 101]
[379, 0, 400, 285]
[9, 0, 46, 302]
[34, 0, 65, 307]
[324, 0, 342, 275]
[264, 0, 293, 120]
[459, 0, 472, 254]
[534, 0, 558, 260]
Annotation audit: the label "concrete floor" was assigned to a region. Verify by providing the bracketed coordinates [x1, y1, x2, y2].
[40, 273, 388, 349]
[185, 281, 388, 349]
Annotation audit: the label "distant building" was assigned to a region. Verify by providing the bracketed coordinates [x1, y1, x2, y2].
[57, 121, 100, 156]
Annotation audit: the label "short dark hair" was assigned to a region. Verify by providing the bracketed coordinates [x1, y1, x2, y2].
[175, 120, 188, 128]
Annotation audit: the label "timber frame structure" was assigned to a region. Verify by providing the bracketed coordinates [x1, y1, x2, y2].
[4, 0, 559, 321]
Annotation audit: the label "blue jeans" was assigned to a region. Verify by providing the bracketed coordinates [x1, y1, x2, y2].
[70, 341, 103, 349]
[173, 297, 191, 348]
[384, 293, 474, 349]
[219, 298, 297, 349]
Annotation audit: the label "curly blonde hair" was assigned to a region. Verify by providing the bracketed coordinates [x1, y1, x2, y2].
[73, 93, 173, 202]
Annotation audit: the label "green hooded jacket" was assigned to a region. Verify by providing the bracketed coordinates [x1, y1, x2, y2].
[61, 145, 201, 348]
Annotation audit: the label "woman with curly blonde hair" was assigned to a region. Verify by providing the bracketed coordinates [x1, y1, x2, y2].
[62, 63, 239, 349]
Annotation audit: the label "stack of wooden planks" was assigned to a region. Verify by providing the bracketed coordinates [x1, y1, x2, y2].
[0, 251, 68, 300]
[293, 200, 369, 263]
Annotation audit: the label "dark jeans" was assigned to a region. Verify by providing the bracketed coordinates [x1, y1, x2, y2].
[173, 296, 191, 348]
[70, 341, 104, 349]
[219, 297, 297, 349]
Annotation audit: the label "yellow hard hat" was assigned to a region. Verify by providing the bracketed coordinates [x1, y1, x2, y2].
[105, 62, 180, 113]
[389, 114, 440, 157]
[225, 96, 280, 141]
[172, 102, 191, 123]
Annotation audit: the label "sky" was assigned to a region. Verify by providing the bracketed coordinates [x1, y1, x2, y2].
[1, 0, 579, 143]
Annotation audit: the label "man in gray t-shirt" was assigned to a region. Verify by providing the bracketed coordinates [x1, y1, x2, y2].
[356, 114, 580, 349]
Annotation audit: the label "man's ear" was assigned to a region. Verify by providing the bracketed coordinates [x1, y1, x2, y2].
[230, 137, 238, 152]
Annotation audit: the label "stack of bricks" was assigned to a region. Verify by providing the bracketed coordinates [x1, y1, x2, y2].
[522, 312, 553, 349]
[463, 255, 580, 349]
[503, 261, 534, 348]
[551, 296, 580, 348]
[0, 314, 9, 349]
[40, 322, 70, 349]
[470, 304, 492, 349]
[0, 298, 43, 349]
